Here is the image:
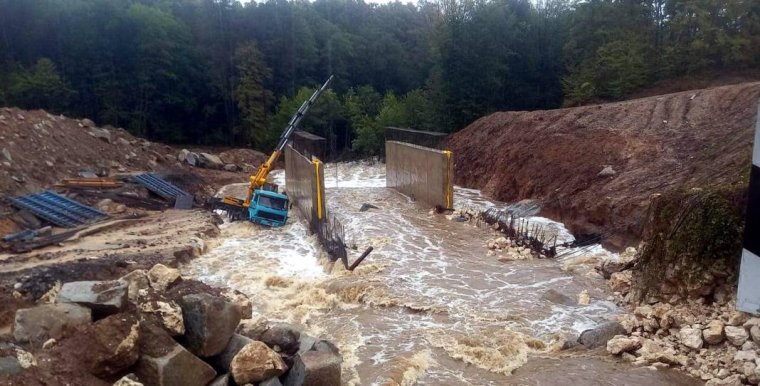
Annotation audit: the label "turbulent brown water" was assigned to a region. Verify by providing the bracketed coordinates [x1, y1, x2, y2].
[181, 161, 699, 386]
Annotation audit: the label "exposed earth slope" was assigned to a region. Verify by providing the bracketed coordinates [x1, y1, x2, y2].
[448, 82, 760, 249]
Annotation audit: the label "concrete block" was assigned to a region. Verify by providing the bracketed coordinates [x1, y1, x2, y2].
[283, 351, 341, 386]
[13, 303, 91, 343]
[180, 293, 241, 357]
[57, 280, 128, 313]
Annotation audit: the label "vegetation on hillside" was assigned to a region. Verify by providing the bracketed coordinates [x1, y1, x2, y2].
[1, 0, 758, 155]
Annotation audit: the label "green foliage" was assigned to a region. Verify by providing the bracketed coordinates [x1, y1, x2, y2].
[234, 42, 273, 148]
[6, 59, 74, 112]
[352, 89, 434, 156]
[0, 0, 758, 148]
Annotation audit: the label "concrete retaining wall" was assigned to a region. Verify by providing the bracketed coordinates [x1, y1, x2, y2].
[385, 141, 453, 209]
[385, 127, 448, 149]
[284, 145, 325, 222]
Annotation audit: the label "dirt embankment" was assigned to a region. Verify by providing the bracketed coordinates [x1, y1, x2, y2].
[0, 107, 264, 212]
[448, 82, 760, 250]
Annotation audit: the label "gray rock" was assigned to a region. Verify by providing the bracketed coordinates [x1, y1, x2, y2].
[237, 318, 269, 341]
[13, 303, 91, 343]
[283, 351, 342, 386]
[578, 321, 627, 348]
[298, 334, 318, 354]
[185, 152, 199, 166]
[208, 374, 230, 386]
[178, 149, 190, 162]
[726, 326, 749, 347]
[1, 148, 11, 163]
[223, 164, 238, 172]
[135, 344, 216, 386]
[180, 293, 241, 357]
[81, 118, 95, 128]
[0, 356, 23, 376]
[541, 289, 575, 306]
[57, 280, 128, 313]
[88, 128, 111, 143]
[751, 325, 760, 345]
[261, 323, 301, 355]
[260, 377, 284, 386]
[679, 327, 704, 350]
[214, 334, 254, 372]
[198, 153, 224, 169]
[313, 340, 340, 356]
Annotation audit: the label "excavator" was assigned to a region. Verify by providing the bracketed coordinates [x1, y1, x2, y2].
[212, 75, 334, 227]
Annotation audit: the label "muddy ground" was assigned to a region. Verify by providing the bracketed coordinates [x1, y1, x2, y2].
[448, 81, 759, 250]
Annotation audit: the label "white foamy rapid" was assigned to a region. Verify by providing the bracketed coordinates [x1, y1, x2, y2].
[184, 162, 624, 385]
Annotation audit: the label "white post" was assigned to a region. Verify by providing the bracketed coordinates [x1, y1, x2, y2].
[737, 101, 760, 314]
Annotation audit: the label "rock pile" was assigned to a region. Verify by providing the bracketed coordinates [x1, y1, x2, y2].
[484, 236, 535, 261]
[3, 264, 342, 386]
[597, 247, 759, 385]
[178, 149, 241, 172]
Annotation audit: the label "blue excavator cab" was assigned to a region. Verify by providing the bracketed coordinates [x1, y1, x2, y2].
[249, 189, 289, 227]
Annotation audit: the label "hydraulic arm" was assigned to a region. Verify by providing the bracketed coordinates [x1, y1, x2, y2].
[216, 75, 334, 223]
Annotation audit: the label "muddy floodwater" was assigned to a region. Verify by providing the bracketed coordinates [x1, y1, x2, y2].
[182, 161, 699, 386]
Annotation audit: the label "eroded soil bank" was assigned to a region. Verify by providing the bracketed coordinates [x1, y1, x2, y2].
[448, 82, 759, 250]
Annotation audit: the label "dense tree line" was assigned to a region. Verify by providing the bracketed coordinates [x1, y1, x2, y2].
[0, 0, 758, 156]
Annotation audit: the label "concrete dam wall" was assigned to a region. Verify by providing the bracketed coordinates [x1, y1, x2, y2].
[386, 140, 454, 209]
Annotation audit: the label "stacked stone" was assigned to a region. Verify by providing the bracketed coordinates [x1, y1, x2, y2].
[4, 264, 342, 386]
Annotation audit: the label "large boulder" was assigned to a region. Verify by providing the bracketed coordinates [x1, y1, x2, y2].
[261, 323, 301, 355]
[214, 333, 254, 371]
[578, 321, 627, 348]
[136, 323, 216, 386]
[13, 303, 91, 343]
[57, 280, 128, 314]
[180, 293, 241, 357]
[208, 374, 230, 386]
[260, 377, 284, 386]
[298, 334, 318, 355]
[606, 335, 641, 355]
[88, 128, 111, 143]
[186, 152, 199, 166]
[704, 320, 725, 345]
[230, 341, 287, 385]
[147, 264, 181, 292]
[222, 289, 252, 319]
[283, 350, 342, 386]
[237, 317, 269, 341]
[679, 327, 704, 350]
[0, 356, 23, 376]
[86, 314, 140, 377]
[198, 153, 224, 169]
[726, 326, 750, 347]
[178, 149, 190, 162]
